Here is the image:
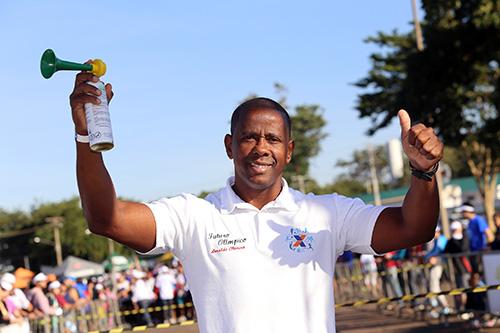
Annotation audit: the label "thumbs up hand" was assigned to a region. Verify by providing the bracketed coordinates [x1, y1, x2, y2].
[398, 109, 443, 172]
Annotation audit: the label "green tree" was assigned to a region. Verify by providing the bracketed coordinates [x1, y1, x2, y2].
[443, 146, 473, 178]
[0, 210, 34, 270]
[312, 177, 366, 197]
[30, 198, 131, 263]
[335, 144, 401, 191]
[335, 144, 467, 192]
[284, 104, 328, 183]
[355, 0, 499, 227]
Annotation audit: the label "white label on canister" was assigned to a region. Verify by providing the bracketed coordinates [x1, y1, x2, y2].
[84, 81, 113, 150]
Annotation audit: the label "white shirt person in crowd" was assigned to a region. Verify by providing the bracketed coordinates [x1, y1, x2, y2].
[69, 72, 444, 333]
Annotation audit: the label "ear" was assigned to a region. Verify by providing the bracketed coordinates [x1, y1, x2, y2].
[224, 134, 233, 159]
[286, 139, 294, 163]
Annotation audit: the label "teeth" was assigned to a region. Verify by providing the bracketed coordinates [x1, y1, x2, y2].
[250, 163, 271, 171]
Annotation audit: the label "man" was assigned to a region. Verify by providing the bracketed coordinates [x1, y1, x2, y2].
[155, 266, 177, 324]
[460, 203, 493, 252]
[491, 211, 500, 250]
[424, 226, 450, 315]
[69, 73, 443, 332]
[130, 270, 156, 327]
[26, 273, 56, 318]
[444, 221, 471, 311]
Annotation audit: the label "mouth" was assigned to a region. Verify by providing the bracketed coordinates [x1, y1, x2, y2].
[248, 161, 274, 174]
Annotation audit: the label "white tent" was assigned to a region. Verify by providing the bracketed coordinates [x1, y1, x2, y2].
[42, 256, 104, 278]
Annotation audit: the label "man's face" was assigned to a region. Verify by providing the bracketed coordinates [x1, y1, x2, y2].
[224, 108, 294, 193]
[462, 211, 474, 220]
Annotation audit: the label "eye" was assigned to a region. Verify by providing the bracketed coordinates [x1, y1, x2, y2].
[266, 135, 281, 143]
[241, 135, 256, 143]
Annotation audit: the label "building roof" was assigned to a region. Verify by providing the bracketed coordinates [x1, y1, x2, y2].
[357, 174, 498, 205]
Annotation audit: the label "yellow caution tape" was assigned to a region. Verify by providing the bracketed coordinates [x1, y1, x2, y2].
[335, 283, 500, 308]
[109, 329, 124, 333]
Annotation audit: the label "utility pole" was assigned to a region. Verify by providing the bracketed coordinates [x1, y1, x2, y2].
[45, 216, 64, 266]
[436, 167, 451, 239]
[410, 0, 450, 236]
[368, 145, 382, 206]
[107, 238, 122, 326]
[411, 0, 424, 51]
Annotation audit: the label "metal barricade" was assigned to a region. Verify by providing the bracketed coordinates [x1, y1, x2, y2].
[29, 299, 122, 333]
[333, 250, 494, 315]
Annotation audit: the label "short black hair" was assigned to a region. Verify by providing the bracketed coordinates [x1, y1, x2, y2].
[230, 97, 291, 136]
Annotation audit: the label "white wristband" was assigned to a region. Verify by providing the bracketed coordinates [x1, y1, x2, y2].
[75, 132, 90, 143]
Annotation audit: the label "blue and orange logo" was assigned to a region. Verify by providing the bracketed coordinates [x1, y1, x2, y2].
[287, 227, 314, 253]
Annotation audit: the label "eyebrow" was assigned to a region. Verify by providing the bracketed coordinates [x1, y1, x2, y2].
[239, 131, 284, 138]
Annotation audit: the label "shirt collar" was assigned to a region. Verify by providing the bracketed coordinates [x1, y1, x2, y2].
[219, 176, 299, 214]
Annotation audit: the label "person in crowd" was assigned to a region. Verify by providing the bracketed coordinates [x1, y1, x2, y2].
[424, 226, 450, 316]
[465, 272, 496, 328]
[86, 277, 96, 302]
[131, 270, 156, 327]
[406, 245, 426, 295]
[405, 245, 427, 310]
[174, 264, 190, 322]
[383, 250, 404, 300]
[360, 254, 380, 298]
[62, 277, 82, 308]
[460, 203, 494, 274]
[460, 203, 494, 252]
[74, 278, 88, 301]
[50, 281, 71, 312]
[155, 266, 177, 324]
[145, 270, 156, 299]
[490, 211, 500, 250]
[1, 273, 34, 320]
[116, 273, 130, 293]
[46, 281, 64, 333]
[26, 273, 57, 317]
[0, 276, 25, 327]
[443, 221, 471, 311]
[0, 283, 11, 325]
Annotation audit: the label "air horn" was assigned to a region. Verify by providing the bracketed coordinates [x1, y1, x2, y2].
[40, 49, 114, 152]
[40, 49, 106, 79]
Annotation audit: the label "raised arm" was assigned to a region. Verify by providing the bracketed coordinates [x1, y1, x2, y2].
[371, 110, 444, 254]
[70, 72, 156, 252]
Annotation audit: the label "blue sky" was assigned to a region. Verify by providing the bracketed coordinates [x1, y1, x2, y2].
[0, 1, 420, 211]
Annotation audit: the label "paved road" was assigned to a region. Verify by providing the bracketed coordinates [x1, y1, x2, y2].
[126, 306, 500, 332]
[337, 305, 500, 333]
[131, 322, 199, 333]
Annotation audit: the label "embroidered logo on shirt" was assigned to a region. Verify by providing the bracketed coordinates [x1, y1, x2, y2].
[208, 232, 247, 254]
[287, 227, 314, 253]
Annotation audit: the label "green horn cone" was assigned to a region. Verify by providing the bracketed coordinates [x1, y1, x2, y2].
[40, 49, 92, 79]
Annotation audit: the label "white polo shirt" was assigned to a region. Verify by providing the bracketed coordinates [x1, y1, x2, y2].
[142, 177, 385, 333]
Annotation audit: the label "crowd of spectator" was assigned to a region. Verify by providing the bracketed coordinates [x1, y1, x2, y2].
[1, 203, 499, 331]
[338, 205, 500, 328]
[0, 259, 192, 332]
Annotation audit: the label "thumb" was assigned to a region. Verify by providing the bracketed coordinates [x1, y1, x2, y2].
[398, 109, 411, 139]
[105, 83, 114, 102]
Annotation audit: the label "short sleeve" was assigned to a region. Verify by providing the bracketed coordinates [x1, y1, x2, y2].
[333, 194, 386, 257]
[479, 217, 489, 233]
[137, 193, 196, 259]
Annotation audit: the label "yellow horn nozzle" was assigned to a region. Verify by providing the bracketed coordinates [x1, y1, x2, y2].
[91, 59, 107, 77]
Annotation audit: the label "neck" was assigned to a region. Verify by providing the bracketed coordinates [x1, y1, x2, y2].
[232, 179, 283, 210]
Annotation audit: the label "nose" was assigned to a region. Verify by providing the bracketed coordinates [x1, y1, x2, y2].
[253, 136, 270, 155]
